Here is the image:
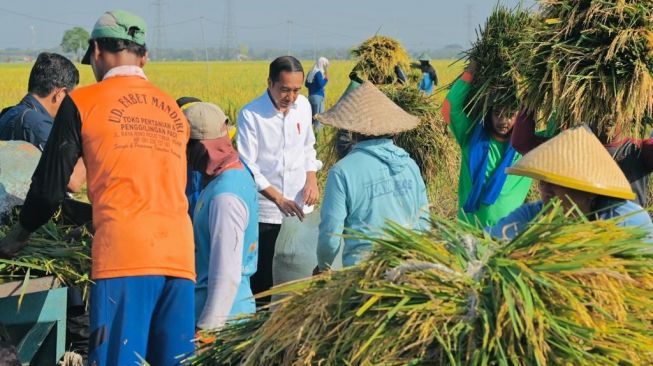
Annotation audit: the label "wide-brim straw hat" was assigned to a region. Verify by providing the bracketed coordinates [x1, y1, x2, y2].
[315, 81, 420, 136]
[507, 125, 635, 200]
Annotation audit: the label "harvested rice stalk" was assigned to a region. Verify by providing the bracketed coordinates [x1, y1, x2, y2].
[351, 36, 411, 85]
[382, 85, 460, 216]
[0, 210, 92, 298]
[463, 5, 534, 122]
[320, 85, 460, 217]
[191, 202, 653, 365]
[519, 0, 653, 139]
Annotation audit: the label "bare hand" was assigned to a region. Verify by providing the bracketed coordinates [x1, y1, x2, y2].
[0, 224, 30, 258]
[303, 173, 319, 206]
[276, 197, 305, 221]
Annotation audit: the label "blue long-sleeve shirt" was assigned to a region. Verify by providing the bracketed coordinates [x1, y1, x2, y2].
[487, 199, 653, 242]
[0, 94, 53, 151]
[317, 139, 430, 268]
[305, 71, 328, 97]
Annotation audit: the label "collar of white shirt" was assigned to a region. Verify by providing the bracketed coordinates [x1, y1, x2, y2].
[103, 66, 148, 81]
[264, 89, 298, 116]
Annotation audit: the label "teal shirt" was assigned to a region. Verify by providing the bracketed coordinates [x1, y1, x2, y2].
[317, 139, 430, 268]
[193, 167, 259, 326]
[443, 71, 532, 227]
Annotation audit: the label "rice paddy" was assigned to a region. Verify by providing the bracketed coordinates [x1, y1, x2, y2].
[0, 59, 465, 214]
[0, 60, 462, 122]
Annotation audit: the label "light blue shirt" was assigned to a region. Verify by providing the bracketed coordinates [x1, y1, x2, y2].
[317, 139, 430, 268]
[193, 167, 259, 329]
[487, 199, 653, 241]
[486, 201, 543, 240]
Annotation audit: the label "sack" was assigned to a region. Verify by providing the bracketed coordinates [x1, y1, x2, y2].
[0, 141, 41, 218]
[273, 211, 343, 286]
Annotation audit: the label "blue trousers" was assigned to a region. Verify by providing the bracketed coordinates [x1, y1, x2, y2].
[88, 276, 195, 366]
[308, 94, 325, 131]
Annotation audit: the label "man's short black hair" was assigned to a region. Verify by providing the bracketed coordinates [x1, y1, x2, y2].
[28, 52, 79, 98]
[92, 37, 148, 58]
[269, 55, 303, 83]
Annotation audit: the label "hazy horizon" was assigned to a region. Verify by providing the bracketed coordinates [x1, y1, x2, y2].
[0, 1, 535, 53]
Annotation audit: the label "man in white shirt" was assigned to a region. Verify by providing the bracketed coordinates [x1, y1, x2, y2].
[237, 55, 322, 306]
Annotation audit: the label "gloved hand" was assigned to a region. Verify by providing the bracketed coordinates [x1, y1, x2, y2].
[0, 223, 30, 258]
[348, 70, 364, 84]
[394, 65, 407, 85]
[312, 265, 323, 276]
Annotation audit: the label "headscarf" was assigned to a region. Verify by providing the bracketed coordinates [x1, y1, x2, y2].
[306, 57, 329, 83]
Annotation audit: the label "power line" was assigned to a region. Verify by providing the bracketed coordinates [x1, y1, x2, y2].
[0, 7, 82, 27]
[202, 16, 283, 30]
[292, 21, 359, 41]
[151, 17, 201, 29]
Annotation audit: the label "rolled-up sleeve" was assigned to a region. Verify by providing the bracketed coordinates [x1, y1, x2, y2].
[303, 118, 322, 172]
[236, 109, 271, 191]
[317, 167, 347, 269]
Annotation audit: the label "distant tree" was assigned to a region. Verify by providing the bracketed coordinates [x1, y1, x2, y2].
[61, 27, 90, 62]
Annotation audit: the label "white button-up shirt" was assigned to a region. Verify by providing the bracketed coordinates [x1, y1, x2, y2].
[237, 91, 322, 224]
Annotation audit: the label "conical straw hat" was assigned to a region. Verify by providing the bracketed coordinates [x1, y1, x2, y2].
[506, 125, 635, 200]
[315, 81, 420, 136]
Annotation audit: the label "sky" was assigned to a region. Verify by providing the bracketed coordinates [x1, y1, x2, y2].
[0, 0, 536, 52]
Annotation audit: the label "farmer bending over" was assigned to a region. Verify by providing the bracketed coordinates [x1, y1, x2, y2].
[185, 102, 259, 331]
[512, 110, 653, 207]
[0, 52, 85, 192]
[488, 126, 653, 241]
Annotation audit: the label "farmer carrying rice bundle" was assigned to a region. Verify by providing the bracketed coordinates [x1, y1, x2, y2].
[416, 52, 438, 95]
[334, 36, 410, 159]
[442, 5, 534, 227]
[518, 0, 653, 142]
[329, 37, 457, 217]
[314, 81, 430, 272]
[513, 0, 653, 207]
[512, 110, 653, 207]
[490, 125, 653, 240]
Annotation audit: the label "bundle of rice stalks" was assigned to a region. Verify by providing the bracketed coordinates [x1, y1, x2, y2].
[463, 5, 534, 121]
[519, 0, 653, 139]
[0, 210, 92, 298]
[382, 85, 460, 216]
[351, 35, 411, 85]
[319, 84, 460, 217]
[191, 202, 653, 365]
